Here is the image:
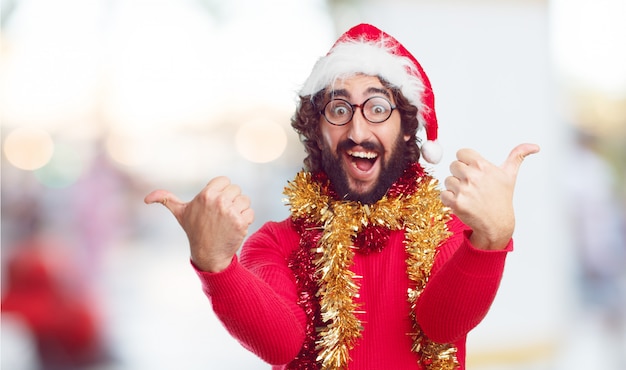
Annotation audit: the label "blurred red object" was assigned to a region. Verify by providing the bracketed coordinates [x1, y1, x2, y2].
[1, 237, 109, 369]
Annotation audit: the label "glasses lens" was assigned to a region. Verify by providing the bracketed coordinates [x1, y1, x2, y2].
[324, 100, 352, 125]
[363, 97, 393, 123]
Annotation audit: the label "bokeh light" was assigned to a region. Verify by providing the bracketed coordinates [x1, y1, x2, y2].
[105, 132, 154, 167]
[3, 127, 55, 170]
[235, 118, 288, 163]
[33, 142, 87, 188]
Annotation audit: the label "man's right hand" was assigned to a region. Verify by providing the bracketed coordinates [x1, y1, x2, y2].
[144, 176, 255, 273]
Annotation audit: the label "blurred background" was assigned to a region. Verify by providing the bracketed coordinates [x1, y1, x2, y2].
[1, 0, 624, 369]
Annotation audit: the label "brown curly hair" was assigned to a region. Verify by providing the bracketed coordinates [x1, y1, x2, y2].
[290, 79, 422, 172]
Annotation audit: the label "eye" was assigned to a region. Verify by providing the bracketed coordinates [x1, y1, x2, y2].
[371, 104, 387, 115]
[327, 101, 352, 117]
[332, 105, 350, 116]
[365, 97, 391, 117]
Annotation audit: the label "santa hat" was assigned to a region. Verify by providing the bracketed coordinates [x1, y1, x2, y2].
[300, 23, 442, 164]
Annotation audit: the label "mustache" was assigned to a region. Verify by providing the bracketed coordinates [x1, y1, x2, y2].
[337, 139, 382, 153]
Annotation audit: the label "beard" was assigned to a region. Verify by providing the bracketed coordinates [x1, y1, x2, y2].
[321, 135, 409, 204]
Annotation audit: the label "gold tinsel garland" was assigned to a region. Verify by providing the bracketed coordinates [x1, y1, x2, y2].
[284, 169, 459, 369]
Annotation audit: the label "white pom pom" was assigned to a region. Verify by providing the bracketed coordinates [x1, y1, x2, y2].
[421, 140, 443, 164]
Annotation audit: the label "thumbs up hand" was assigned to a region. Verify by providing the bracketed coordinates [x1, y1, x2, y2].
[144, 177, 255, 272]
[441, 143, 540, 250]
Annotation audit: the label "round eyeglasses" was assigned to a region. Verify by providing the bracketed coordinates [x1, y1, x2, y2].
[321, 96, 397, 126]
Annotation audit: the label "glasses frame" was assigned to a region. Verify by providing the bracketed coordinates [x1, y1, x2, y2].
[321, 96, 397, 126]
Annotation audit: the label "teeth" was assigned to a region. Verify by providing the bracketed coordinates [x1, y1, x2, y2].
[348, 150, 378, 159]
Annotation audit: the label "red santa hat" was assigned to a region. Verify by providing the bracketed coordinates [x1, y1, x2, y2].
[300, 23, 442, 164]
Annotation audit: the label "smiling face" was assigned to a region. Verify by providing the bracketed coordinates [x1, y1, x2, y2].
[319, 75, 411, 203]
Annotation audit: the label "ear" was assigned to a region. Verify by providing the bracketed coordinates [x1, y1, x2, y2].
[404, 134, 411, 142]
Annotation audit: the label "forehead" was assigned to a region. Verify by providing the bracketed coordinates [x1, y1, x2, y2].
[326, 74, 392, 99]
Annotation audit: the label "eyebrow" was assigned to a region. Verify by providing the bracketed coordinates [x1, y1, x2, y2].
[329, 87, 392, 100]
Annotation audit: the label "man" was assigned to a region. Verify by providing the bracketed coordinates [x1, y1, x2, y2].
[145, 24, 539, 369]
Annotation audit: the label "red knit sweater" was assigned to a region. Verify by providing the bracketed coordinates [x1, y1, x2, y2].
[196, 215, 511, 369]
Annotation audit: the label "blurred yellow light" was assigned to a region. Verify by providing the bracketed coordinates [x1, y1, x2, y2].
[105, 132, 152, 167]
[235, 119, 287, 163]
[3, 127, 55, 170]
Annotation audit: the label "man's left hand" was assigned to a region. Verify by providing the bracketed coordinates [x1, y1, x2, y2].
[441, 143, 540, 250]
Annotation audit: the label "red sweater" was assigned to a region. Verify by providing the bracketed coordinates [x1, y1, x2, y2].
[196, 215, 511, 369]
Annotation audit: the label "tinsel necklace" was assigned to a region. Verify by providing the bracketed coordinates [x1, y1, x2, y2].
[284, 162, 459, 370]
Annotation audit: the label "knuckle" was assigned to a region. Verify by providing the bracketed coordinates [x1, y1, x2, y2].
[199, 189, 216, 204]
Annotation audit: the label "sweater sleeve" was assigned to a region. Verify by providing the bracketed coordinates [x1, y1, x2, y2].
[416, 215, 513, 343]
[193, 220, 306, 365]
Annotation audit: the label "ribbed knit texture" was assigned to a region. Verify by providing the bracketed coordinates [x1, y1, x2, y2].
[195, 215, 512, 369]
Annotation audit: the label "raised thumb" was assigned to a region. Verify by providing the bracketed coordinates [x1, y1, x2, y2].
[144, 189, 185, 220]
[501, 143, 540, 177]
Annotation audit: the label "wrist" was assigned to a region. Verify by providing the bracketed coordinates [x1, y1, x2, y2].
[469, 231, 511, 251]
[191, 254, 233, 273]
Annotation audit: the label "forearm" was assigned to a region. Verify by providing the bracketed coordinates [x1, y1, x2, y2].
[416, 230, 511, 343]
[195, 256, 306, 365]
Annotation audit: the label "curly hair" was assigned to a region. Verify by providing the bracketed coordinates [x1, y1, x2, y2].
[290, 79, 422, 172]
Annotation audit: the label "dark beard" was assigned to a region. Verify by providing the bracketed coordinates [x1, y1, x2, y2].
[321, 135, 409, 204]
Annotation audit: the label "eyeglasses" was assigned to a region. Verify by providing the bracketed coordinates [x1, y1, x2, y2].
[321, 96, 397, 126]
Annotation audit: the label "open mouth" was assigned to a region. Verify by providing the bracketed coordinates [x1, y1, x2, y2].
[347, 150, 378, 172]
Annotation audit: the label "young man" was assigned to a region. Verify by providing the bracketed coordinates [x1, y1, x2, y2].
[145, 24, 539, 369]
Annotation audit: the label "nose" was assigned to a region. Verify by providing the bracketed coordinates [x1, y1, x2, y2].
[347, 107, 371, 143]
